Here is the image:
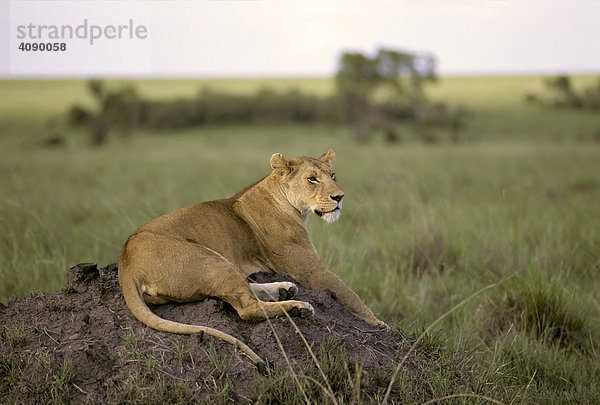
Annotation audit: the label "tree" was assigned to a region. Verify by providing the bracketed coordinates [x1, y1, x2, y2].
[335, 47, 438, 142]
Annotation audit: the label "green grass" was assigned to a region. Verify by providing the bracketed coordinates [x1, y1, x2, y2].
[0, 351, 73, 404]
[1, 75, 599, 403]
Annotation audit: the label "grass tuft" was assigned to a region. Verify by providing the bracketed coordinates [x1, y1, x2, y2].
[408, 232, 459, 276]
[487, 275, 597, 353]
[202, 339, 236, 403]
[1, 324, 26, 347]
[0, 352, 73, 404]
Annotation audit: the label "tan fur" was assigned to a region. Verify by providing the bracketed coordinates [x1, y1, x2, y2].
[118, 150, 386, 368]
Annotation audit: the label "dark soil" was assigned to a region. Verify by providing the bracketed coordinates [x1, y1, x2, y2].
[0, 263, 440, 403]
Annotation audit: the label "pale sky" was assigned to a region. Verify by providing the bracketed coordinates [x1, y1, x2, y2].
[3, 0, 599, 77]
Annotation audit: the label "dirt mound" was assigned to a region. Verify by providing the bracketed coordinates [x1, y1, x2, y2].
[1, 263, 430, 403]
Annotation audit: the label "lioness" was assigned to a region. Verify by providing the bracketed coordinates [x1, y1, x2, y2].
[118, 150, 386, 368]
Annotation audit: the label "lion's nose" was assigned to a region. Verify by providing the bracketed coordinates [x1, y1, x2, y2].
[330, 194, 344, 203]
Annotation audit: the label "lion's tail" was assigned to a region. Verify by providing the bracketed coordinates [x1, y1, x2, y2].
[118, 268, 265, 370]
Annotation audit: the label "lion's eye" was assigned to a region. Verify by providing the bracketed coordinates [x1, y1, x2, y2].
[331, 173, 336, 180]
[307, 176, 319, 184]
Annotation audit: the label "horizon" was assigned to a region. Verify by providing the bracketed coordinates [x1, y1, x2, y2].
[2, 69, 598, 80]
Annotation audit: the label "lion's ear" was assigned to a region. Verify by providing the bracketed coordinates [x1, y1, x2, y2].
[270, 153, 288, 170]
[318, 149, 335, 165]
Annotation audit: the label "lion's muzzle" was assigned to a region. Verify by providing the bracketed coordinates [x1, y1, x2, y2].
[314, 196, 343, 223]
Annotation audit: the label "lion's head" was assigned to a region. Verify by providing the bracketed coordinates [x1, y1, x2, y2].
[270, 150, 344, 223]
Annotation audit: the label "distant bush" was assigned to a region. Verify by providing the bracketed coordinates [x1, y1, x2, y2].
[526, 75, 600, 111]
[69, 81, 345, 144]
[335, 48, 468, 143]
[69, 71, 465, 145]
[69, 80, 147, 144]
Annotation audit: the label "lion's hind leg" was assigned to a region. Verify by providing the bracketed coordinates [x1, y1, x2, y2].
[249, 282, 298, 301]
[155, 239, 313, 322]
[220, 280, 313, 322]
[215, 269, 312, 321]
[232, 297, 314, 321]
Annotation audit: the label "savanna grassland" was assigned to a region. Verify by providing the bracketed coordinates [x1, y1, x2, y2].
[1, 75, 600, 403]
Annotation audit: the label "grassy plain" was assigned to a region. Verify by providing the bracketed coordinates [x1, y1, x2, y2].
[1, 75, 600, 402]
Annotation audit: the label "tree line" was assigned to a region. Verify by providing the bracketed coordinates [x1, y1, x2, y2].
[68, 48, 467, 145]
